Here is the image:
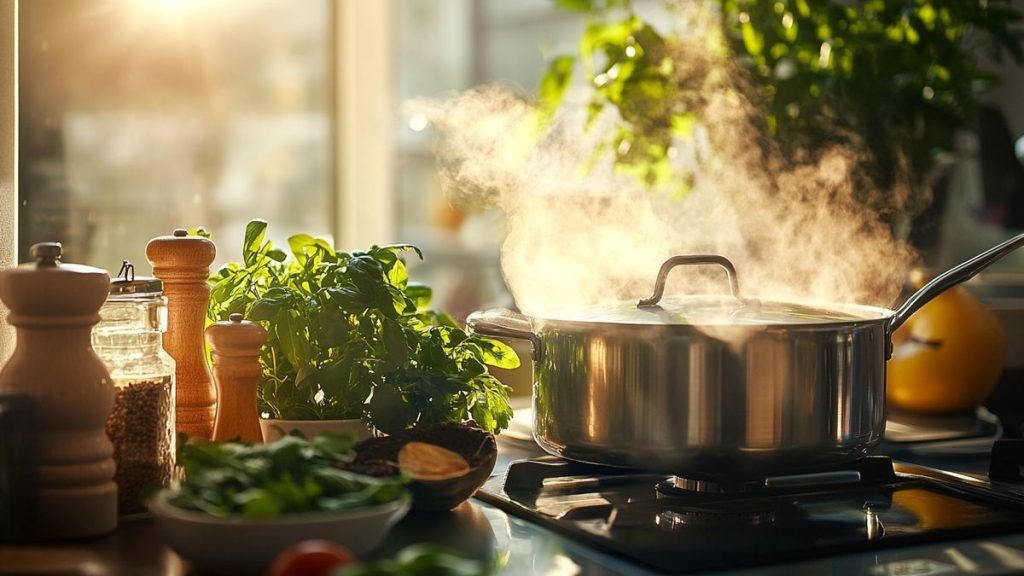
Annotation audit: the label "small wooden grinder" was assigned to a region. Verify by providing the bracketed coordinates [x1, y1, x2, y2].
[146, 229, 217, 439]
[207, 313, 266, 443]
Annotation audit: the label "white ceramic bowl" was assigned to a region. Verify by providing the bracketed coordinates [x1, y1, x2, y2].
[150, 490, 411, 573]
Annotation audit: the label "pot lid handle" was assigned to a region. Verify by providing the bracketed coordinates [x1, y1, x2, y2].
[638, 255, 741, 308]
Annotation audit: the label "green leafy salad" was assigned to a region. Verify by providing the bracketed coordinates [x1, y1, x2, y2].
[169, 434, 406, 518]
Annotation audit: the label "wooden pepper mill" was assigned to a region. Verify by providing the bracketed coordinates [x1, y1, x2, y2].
[0, 242, 117, 539]
[207, 313, 266, 443]
[146, 229, 217, 439]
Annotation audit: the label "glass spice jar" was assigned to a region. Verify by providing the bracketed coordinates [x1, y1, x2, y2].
[92, 261, 176, 515]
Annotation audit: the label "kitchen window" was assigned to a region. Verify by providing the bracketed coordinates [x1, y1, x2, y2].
[16, 0, 584, 320]
[18, 0, 335, 274]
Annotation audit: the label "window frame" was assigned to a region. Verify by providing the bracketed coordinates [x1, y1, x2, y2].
[333, 0, 396, 248]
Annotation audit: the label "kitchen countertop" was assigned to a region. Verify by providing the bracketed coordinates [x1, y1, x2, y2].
[8, 375, 1024, 576]
[5, 436, 1024, 576]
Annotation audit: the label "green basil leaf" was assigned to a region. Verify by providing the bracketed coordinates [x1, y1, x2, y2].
[369, 383, 414, 436]
[210, 277, 240, 308]
[249, 296, 285, 321]
[318, 351, 355, 400]
[288, 233, 335, 264]
[382, 318, 409, 365]
[287, 233, 316, 262]
[187, 226, 212, 239]
[347, 255, 386, 294]
[386, 286, 408, 317]
[368, 246, 398, 268]
[538, 54, 576, 123]
[326, 286, 372, 313]
[462, 357, 486, 378]
[403, 283, 432, 310]
[275, 309, 311, 369]
[316, 306, 348, 345]
[386, 257, 409, 289]
[377, 243, 423, 260]
[266, 248, 288, 262]
[413, 310, 458, 328]
[468, 337, 521, 369]
[242, 219, 268, 266]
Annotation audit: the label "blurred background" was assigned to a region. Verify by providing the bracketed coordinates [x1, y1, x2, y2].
[18, 0, 593, 321]
[15, 0, 1024, 323]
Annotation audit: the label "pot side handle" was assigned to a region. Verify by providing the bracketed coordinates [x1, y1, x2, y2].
[466, 308, 543, 363]
[890, 232, 1024, 334]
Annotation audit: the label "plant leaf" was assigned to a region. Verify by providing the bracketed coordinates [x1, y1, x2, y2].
[382, 318, 409, 365]
[403, 283, 432, 310]
[275, 309, 311, 369]
[243, 219, 269, 266]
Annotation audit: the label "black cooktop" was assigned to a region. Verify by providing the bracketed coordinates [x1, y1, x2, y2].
[475, 456, 1024, 574]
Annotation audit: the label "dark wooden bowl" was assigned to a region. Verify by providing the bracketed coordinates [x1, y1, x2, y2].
[343, 422, 497, 512]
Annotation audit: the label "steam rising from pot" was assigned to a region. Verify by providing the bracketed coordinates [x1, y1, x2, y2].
[409, 9, 914, 316]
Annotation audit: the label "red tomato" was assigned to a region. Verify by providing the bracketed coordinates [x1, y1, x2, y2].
[266, 540, 356, 576]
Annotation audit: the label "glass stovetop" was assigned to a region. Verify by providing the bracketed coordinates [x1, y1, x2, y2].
[476, 455, 1024, 574]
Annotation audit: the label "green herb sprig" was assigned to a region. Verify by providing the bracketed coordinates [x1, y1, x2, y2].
[207, 220, 517, 435]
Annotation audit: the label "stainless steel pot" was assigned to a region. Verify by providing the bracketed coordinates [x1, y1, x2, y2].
[468, 234, 1024, 479]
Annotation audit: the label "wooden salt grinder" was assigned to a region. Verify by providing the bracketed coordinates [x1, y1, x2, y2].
[146, 229, 217, 439]
[0, 242, 116, 539]
[207, 313, 266, 443]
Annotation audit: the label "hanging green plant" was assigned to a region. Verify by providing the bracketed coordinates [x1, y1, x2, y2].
[540, 0, 1024, 205]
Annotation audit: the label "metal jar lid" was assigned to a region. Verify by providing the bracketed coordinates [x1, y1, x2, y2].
[109, 260, 163, 297]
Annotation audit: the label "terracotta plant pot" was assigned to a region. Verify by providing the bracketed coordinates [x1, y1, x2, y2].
[259, 418, 374, 443]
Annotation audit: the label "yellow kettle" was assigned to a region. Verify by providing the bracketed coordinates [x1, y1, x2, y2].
[887, 271, 1005, 414]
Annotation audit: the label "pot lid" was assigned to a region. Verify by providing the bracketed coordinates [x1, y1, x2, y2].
[532, 296, 889, 326]
[530, 254, 890, 326]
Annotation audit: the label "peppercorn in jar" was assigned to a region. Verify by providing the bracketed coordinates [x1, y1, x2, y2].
[93, 261, 176, 515]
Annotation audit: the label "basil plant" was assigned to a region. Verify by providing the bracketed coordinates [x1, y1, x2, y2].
[207, 220, 517, 435]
